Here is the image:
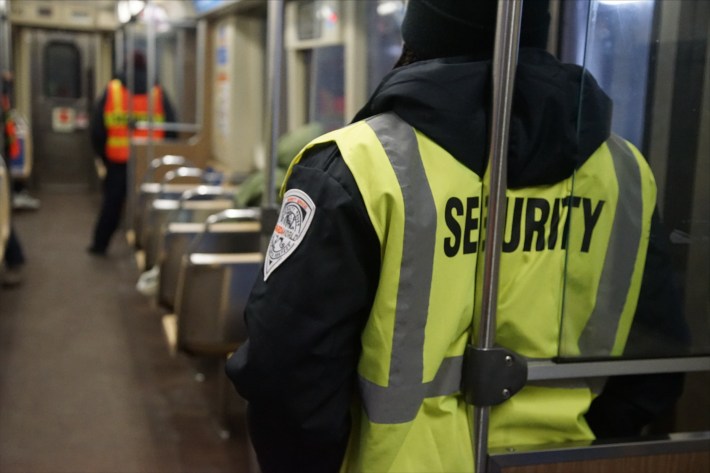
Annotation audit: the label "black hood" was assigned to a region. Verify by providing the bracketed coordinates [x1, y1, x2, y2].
[115, 69, 149, 95]
[353, 49, 612, 188]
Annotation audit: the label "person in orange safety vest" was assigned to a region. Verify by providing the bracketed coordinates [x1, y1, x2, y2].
[88, 51, 176, 256]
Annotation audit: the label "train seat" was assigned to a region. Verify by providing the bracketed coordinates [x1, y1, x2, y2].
[158, 216, 261, 310]
[133, 155, 195, 247]
[170, 209, 263, 357]
[142, 187, 236, 270]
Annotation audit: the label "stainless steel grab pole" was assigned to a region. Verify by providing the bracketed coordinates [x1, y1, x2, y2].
[263, 0, 285, 211]
[146, 2, 156, 164]
[472, 1, 524, 472]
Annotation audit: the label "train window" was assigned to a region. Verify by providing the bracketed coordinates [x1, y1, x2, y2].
[307, 45, 345, 131]
[296, 0, 340, 42]
[557, 0, 709, 360]
[287, 0, 342, 48]
[560, 0, 655, 149]
[43, 41, 81, 99]
[297, 1, 321, 41]
[366, 0, 405, 96]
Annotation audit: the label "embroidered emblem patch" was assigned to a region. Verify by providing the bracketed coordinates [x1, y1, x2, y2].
[264, 189, 316, 281]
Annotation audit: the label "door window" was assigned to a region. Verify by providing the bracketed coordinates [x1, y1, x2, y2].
[44, 41, 81, 98]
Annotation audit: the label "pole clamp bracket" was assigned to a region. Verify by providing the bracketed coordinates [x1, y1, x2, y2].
[461, 345, 528, 406]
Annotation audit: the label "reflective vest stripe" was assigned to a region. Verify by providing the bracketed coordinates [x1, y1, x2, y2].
[579, 134, 643, 356]
[104, 80, 166, 163]
[109, 80, 124, 113]
[106, 136, 130, 147]
[359, 114, 472, 424]
[105, 80, 129, 162]
[357, 113, 438, 424]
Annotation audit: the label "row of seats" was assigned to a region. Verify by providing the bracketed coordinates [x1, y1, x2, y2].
[134, 155, 262, 358]
[131, 155, 264, 457]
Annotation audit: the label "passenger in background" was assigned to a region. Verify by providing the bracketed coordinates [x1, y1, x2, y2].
[1, 70, 27, 287]
[233, 122, 323, 208]
[88, 51, 177, 256]
[227, 1, 688, 472]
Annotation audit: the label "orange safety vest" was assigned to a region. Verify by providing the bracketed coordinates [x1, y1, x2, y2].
[4, 116, 20, 160]
[103, 79, 166, 163]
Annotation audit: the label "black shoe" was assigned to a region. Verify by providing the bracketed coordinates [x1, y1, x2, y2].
[2, 266, 24, 288]
[87, 246, 107, 256]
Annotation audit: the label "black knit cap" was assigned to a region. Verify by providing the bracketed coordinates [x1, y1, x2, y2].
[401, 0, 551, 59]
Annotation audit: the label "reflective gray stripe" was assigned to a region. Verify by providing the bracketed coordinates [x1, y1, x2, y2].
[359, 113, 451, 424]
[579, 134, 643, 356]
[360, 357, 464, 424]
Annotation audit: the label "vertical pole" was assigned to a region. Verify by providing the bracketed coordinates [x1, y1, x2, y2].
[146, 0, 156, 163]
[472, 1, 524, 473]
[115, 28, 125, 77]
[195, 20, 206, 130]
[126, 22, 137, 239]
[262, 0, 285, 248]
[0, 0, 11, 74]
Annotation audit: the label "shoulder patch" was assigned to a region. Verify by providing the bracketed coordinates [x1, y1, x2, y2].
[264, 189, 317, 281]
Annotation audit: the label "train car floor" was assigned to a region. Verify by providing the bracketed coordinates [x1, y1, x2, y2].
[0, 189, 252, 473]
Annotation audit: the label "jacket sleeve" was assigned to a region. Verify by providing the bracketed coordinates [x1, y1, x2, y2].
[585, 209, 690, 438]
[225, 143, 381, 473]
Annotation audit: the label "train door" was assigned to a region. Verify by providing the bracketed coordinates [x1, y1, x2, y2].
[29, 29, 95, 190]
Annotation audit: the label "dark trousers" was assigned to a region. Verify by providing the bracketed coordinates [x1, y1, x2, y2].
[4, 226, 26, 268]
[90, 161, 127, 252]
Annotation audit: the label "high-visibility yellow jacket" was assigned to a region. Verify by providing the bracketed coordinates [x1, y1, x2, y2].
[103, 79, 165, 163]
[227, 50, 683, 473]
[281, 112, 656, 473]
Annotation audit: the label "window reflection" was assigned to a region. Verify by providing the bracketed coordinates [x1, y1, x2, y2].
[559, 0, 710, 358]
[366, 0, 405, 97]
[307, 45, 344, 131]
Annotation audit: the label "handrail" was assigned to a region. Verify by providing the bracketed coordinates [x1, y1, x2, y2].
[263, 0, 284, 210]
[142, 155, 192, 184]
[177, 186, 235, 210]
[261, 0, 286, 247]
[186, 208, 261, 256]
[159, 167, 204, 197]
[527, 356, 710, 381]
[134, 122, 202, 133]
[471, 1, 524, 472]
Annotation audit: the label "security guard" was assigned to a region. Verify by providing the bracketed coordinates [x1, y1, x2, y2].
[227, 1, 687, 471]
[88, 51, 176, 256]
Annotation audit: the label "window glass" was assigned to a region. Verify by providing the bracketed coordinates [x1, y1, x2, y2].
[125, 20, 199, 128]
[560, 0, 655, 149]
[44, 42, 81, 98]
[308, 45, 344, 131]
[558, 0, 709, 359]
[366, 0, 405, 97]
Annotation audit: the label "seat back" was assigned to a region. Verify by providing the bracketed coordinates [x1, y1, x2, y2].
[133, 155, 193, 245]
[142, 186, 236, 270]
[174, 209, 263, 356]
[159, 218, 260, 309]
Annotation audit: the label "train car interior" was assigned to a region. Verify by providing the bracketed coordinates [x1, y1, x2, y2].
[0, 0, 708, 472]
